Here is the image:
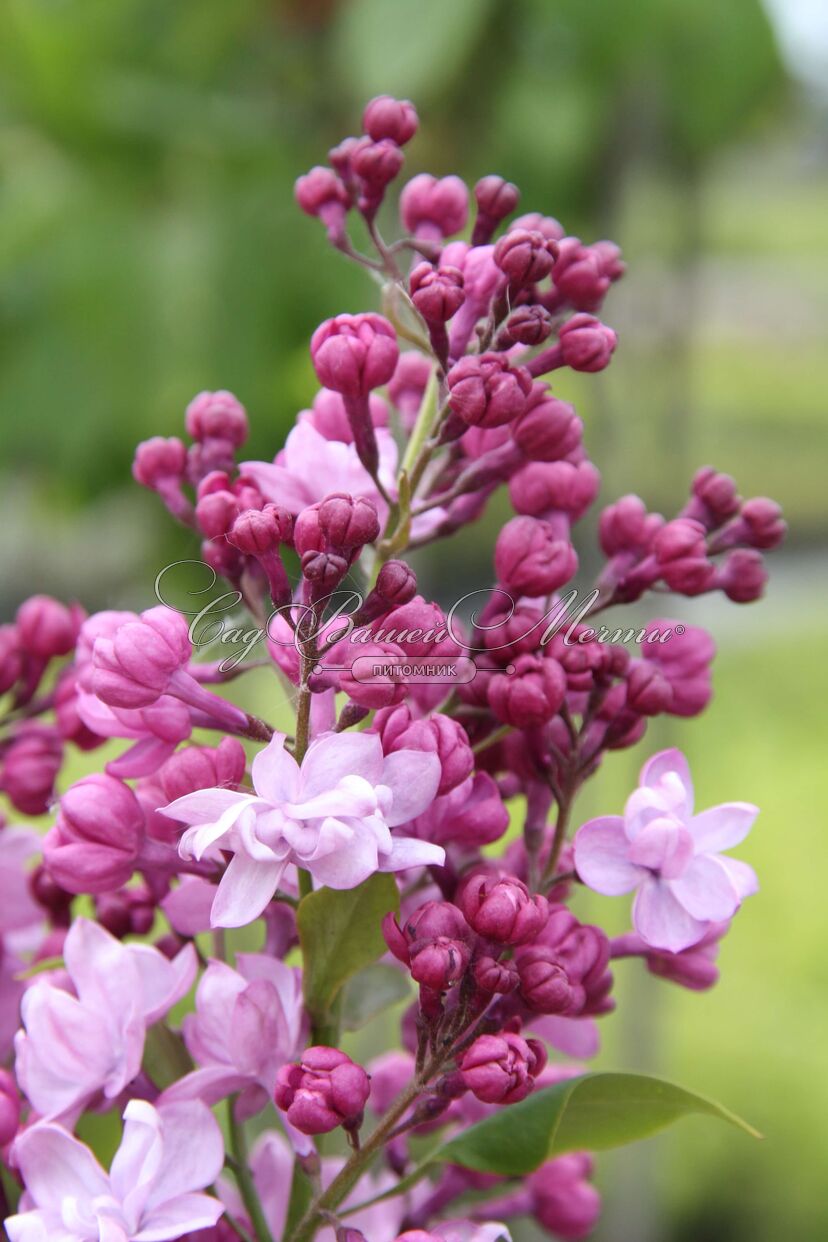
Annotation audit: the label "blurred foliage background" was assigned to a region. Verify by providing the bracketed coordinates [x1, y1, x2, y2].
[1, 1, 826, 1239]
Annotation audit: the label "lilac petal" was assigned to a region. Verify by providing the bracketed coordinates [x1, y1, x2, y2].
[10, 1122, 110, 1214]
[623, 787, 671, 840]
[106, 737, 176, 780]
[140, 1100, 224, 1209]
[716, 855, 759, 899]
[127, 942, 197, 1024]
[381, 750, 441, 826]
[639, 748, 694, 817]
[210, 854, 285, 928]
[251, 733, 301, 804]
[300, 731, 384, 798]
[627, 818, 694, 879]
[110, 1100, 162, 1222]
[669, 855, 741, 922]
[573, 817, 642, 895]
[250, 1131, 294, 1242]
[305, 823, 379, 889]
[161, 878, 217, 936]
[528, 1014, 600, 1059]
[378, 835, 446, 872]
[689, 802, 758, 853]
[633, 877, 708, 952]
[238, 460, 312, 512]
[5, 1208, 73, 1242]
[161, 787, 253, 827]
[63, 919, 142, 1019]
[159, 1066, 252, 1109]
[134, 1193, 224, 1240]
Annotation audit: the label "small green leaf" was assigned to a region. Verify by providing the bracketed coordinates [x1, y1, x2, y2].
[400, 365, 439, 479]
[14, 955, 64, 980]
[436, 1073, 760, 1175]
[297, 874, 399, 1020]
[340, 963, 412, 1030]
[381, 282, 430, 352]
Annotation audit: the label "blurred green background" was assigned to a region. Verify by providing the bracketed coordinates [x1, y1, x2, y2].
[1, 0, 826, 1239]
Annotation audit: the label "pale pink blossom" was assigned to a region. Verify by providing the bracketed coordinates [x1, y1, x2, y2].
[163, 731, 443, 927]
[14, 919, 196, 1121]
[161, 953, 304, 1118]
[0, 826, 43, 935]
[574, 748, 758, 952]
[5, 1098, 224, 1241]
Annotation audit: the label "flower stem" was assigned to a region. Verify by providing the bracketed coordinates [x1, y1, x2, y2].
[227, 1098, 276, 1242]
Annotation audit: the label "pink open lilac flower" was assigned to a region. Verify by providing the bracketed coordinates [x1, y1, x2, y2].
[574, 749, 758, 951]
[162, 731, 443, 926]
[14, 918, 196, 1121]
[5, 1098, 224, 1241]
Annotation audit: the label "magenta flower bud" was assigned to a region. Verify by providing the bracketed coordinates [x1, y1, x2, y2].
[509, 459, 600, 520]
[132, 436, 187, 489]
[311, 313, 399, 398]
[227, 505, 293, 604]
[275, 1046, 370, 1135]
[363, 95, 418, 145]
[410, 935, 471, 990]
[384, 901, 472, 990]
[375, 559, 418, 606]
[54, 669, 103, 752]
[195, 487, 240, 540]
[687, 466, 741, 525]
[158, 737, 246, 802]
[625, 661, 673, 715]
[400, 174, 469, 240]
[201, 537, 244, 581]
[494, 228, 558, 286]
[512, 385, 583, 462]
[410, 263, 465, 323]
[388, 352, 432, 429]
[185, 390, 249, 447]
[90, 606, 192, 709]
[740, 497, 787, 549]
[640, 619, 714, 718]
[43, 772, 145, 894]
[457, 871, 549, 945]
[379, 596, 448, 657]
[654, 518, 706, 564]
[495, 516, 578, 597]
[353, 138, 405, 194]
[717, 548, 768, 603]
[557, 313, 617, 372]
[510, 211, 565, 241]
[302, 550, 349, 594]
[472, 175, 520, 244]
[0, 625, 22, 695]
[488, 653, 567, 729]
[599, 494, 660, 555]
[499, 304, 553, 347]
[29, 864, 73, 921]
[529, 1154, 601, 1240]
[338, 642, 409, 709]
[460, 1032, 547, 1105]
[551, 238, 611, 312]
[447, 353, 532, 429]
[319, 492, 381, 551]
[474, 954, 520, 993]
[0, 724, 62, 816]
[375, 708, 473, 795]
[0, 1069, 21, 1146]
[515, 945, 574, 1013]
[295, 164, 350, 237]
[527, 906, 614, 1016]
[15, 595, 83, 660]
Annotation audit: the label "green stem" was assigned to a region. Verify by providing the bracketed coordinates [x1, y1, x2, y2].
[227, 1099, 276, 1242]
[471, 723, 512, 755]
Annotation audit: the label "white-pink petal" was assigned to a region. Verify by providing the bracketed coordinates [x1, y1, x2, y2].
[633, 876, 708, 952]
[716, 855, 759, 900]
[668, 854, 741, 922]
[689, 801, 758, 854]
[251, 733, 301, 804]
[300, 731, 384, 797]
[574, 816, 642, 895]
[639, 748, 694, 817]
[381, 750, 441, 827]
[378, 835, 445, 872]
[210, 853, 285, 928]
[10, 1122, 110, 1214]
[162, 787, 253, 827]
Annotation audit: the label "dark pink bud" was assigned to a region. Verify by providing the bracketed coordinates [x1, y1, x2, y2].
[338, 642, 409, 709]
[511, 385, 583, 462]
[319, 493, 381, 551]
[400, 174, 469, 240]
[472, 175, 521, 244]
[295, 165, 349, 224]
[158, 737, 246, 802]
[375, 709, 473, 795]
[528, 906, 614, 1016]
[311, 313, 399, 398]
[654, 518, 706, 564]
[363, 95, 418, 145]
[488, 653, 566, 729]
[551, 238, 611, 312]
[640, 619, 714, 718]
[717, 548, 768, 602]
[0, 724, 62, 816]
[410, 936, 470, 990]
[132, 436, 187, 489]
[385, 901, 473, 990]
[15, 595, 82, 660]
[0, 625, 23, 695]
[599, 494, 660, 555]
[515, 946, 574, 1013]
[509, 459, 600, 520]
[227, 503, 291, 553]
[53, 669, 103, 751]
[375, 559, 417, 607]
[499, 304, 553, 347]
[43, 773, 145, 894]
[201, 537, 244, 581]
[29, 864, 73, 921]
[410, 263, 465, 323]
[378, 596, 448, 657]
[494, 229, 558, 286]
[0, 1069, 21, 1146]
[740, 497, 786, 550]
[353, 138, 404, 194]
[195, 489, 239, 539]
[510, 212, 565, 241]
[275, 1047, 370, 1135]
[90, 606, 192, 709]
[625, 661, 673, 715]
[474, 955, 520, 993]
[689, 466, 741, 524]
[557, 314, 617, 372]
[301, 550, 349, 592]
[457, 871, 549, 944]
[447, 353, 532, 429]
[460, 1032, 547, 1105]
[529, 1154, 601, 1240]
[185, 390, 248, 447]
[495, 516, 578, 597]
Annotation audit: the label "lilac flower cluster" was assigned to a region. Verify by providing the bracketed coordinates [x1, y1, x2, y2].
[0, 95, 784, 1242]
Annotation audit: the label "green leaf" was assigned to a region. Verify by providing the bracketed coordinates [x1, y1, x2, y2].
[400, 364, 439, 479]
[435, 1073, 760, 1176]
[340, 963, 412, 1030]
[297, 874, 399, 1020]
